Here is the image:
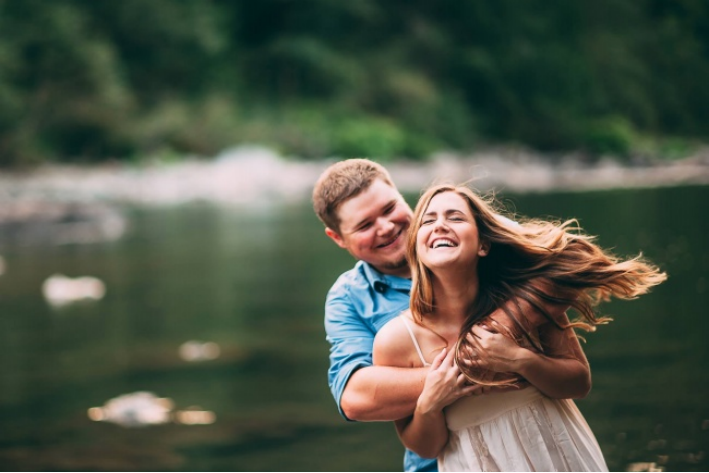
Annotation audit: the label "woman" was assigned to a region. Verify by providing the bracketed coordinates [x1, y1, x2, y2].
[373, 184, 666, 471]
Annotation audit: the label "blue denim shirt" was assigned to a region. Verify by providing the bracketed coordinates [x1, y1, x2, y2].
[325, 260, 437, 472]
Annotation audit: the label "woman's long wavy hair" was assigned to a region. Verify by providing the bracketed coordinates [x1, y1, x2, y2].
[407, 184, 667, 386]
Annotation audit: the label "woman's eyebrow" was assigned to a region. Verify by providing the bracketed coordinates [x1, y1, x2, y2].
[425, 208, 465, 215]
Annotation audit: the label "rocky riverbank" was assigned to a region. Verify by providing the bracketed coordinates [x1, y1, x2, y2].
[1, 145, 708, 245]
[2, 146, 709, 207]
[0, 199, 127, 246]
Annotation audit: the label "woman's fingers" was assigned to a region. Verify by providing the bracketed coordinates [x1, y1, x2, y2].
[459, 341, 474, 358]
[444, 345, 457, 367]
[470, 325, 493, 339]
[489, 318, 505, 331]
[431, 347, 447, 370]
[457, 372, 467, 385]
[464, 357, 486, 372]
[459, 337, 486, 368]
[485, 383, 523, 394]
[462, 383, 483, 397]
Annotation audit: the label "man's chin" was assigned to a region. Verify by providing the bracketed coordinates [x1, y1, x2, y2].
[381, 257, 408, 271]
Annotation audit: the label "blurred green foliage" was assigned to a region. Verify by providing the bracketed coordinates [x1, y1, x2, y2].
[582, 116, 637, 158]
[1, 0, 708, 166]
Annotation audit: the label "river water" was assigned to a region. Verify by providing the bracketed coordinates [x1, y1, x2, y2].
[0, 185, 707, 471]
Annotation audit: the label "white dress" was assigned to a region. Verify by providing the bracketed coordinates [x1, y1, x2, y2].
[400, 317, 608, 472]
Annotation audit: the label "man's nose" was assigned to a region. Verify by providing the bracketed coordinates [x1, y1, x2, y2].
[376, 218, 395, 235]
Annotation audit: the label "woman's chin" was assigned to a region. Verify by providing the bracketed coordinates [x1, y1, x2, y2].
[425, 260, 454, 272]
[425, 254, 475, 272]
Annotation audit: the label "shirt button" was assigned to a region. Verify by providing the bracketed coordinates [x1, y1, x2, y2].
[374, 282, 386, 293]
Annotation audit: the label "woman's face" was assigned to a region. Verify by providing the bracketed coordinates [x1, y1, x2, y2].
[416, 191, 487, 272]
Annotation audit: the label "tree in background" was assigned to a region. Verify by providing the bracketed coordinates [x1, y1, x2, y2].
[1, 0, 707, 166]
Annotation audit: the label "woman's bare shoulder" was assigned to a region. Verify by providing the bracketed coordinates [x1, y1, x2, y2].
[373, 310, 416, 367]
[375, 310, 411, 346]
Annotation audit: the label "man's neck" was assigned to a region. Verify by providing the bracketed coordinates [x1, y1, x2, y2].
[370, 263, 411, 279]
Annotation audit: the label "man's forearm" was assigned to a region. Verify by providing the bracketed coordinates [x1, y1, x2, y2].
[341, 365, 428, 421]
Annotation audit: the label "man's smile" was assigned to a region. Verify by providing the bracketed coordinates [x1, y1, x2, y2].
[376, 227, 405, 249]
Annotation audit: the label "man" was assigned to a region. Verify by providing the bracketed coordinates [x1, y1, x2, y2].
[312, 159, 592, 471]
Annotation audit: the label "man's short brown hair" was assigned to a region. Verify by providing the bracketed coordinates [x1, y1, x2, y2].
[312, 158, 395, 234]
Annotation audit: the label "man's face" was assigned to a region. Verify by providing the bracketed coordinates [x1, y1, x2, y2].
[325, 179, 413, 277]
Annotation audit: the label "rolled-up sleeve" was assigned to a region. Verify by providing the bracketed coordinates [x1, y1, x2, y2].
[325, 288, 374, 421]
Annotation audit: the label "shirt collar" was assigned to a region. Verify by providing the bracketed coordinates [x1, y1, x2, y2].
[359, 261, 412, 293]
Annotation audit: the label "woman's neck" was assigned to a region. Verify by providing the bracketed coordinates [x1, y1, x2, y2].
[430, 268, 479, 328]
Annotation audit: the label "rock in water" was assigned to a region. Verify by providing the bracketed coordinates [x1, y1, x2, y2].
[42, 274, 106, 306]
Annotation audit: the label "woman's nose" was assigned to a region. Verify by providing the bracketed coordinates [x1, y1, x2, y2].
[432, 218, 449, 232]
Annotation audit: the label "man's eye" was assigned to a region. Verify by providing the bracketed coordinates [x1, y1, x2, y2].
[358, 222, 373, 231]
[384, 205, 395, 214]
[421, 219, 434, 225]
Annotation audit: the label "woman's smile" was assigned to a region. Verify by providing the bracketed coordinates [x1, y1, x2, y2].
[417, 191, 482, 269]
[429, 237, 458, 249]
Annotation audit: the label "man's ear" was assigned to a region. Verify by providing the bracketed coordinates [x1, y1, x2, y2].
[325, 227, 347, 249]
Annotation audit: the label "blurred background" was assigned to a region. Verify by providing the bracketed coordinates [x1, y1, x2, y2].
[0, 0, 708, 471]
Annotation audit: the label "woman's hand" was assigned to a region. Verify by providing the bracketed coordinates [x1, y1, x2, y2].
[463, 324, 530, 374]
[416, 348, 480, 415]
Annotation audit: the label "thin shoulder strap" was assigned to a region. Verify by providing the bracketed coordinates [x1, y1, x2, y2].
[400, 316, 431, 367]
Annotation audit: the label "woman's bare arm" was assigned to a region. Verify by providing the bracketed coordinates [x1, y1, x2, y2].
[463, 278, 591, 398]
[374, 320, 479, 458]
[521, 318, 591, 398]
[468, 316, 591, 399]
[393, 349, 472, 458]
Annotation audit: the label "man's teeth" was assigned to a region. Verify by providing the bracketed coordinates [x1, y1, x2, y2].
[379, 237, 397, 248]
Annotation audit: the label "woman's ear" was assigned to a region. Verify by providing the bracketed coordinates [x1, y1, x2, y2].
[478, 241, 491, 257]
